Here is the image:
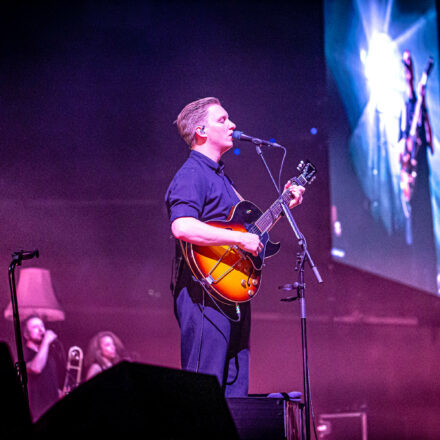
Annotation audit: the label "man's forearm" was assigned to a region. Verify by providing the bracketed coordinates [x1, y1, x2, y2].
[171, 217, 244, 247]
[27, 343, 50, 374]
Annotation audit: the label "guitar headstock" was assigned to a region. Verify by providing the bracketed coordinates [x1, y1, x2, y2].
[402, 50, 413, 77]
[291, 160, 317, 187]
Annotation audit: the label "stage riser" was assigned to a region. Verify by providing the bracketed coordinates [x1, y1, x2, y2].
[227, 397, 304, 440]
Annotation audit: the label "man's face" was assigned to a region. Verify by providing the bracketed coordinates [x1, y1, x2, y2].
[25, 317, 45, 344]
[204, 104, 236, 151]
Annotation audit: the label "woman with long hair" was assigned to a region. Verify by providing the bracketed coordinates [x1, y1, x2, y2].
[84, 331, 125, 380]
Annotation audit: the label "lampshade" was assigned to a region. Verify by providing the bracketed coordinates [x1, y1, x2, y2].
[4, 268, 65, 322]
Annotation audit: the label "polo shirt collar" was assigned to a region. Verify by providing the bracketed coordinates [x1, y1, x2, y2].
[190, 150, 225, 175]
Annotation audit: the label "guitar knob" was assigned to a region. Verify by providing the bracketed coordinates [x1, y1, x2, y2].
[241, 280, 247, 288]
[252, 279, 259, 286]
[248, 289, 254, 297]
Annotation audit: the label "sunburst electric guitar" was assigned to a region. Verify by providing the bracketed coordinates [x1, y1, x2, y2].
[180, 160, 317, 304]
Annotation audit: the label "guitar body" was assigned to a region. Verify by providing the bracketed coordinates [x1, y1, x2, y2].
[179, 159, 317, 304]
[180, 200, 281, 304]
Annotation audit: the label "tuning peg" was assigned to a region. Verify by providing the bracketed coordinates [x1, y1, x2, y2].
[297, 161, 304, 171]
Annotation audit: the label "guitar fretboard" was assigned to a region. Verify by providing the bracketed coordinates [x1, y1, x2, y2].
[255, 190, 293, 233]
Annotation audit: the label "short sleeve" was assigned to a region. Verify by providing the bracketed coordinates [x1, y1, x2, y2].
[165, 165, 207, 223]
[86, 363, 103, 380]
[23, 346, 35, 363]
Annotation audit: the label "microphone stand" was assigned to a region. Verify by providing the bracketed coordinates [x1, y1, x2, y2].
[7, 250, 39, 418]
[255, 145, 323, 440]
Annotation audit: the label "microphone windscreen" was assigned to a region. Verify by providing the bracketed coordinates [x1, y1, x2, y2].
[232, 130, 243, 140]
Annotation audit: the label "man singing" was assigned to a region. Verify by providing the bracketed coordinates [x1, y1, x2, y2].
[165, 97, 304, 396]
[22, 315, 65, 420]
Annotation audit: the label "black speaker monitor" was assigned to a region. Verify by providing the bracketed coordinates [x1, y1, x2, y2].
[35, 361, 239, 438]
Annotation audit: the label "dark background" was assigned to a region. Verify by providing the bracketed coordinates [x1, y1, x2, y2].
[0, 1, 439, 438]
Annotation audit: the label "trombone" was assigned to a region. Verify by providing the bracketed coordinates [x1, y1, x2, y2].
[62, 345, 83, 396]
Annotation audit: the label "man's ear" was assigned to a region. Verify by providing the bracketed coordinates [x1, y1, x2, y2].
[194, 125, 207, 143]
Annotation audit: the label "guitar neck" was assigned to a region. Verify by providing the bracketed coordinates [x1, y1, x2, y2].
[253, 163, 314, 234]
[409, 60, 433, 137]
[255, 188, 295, 234]
[409, 95, 423, 138]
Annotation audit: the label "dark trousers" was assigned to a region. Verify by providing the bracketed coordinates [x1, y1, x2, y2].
[174, 283, 250, 397]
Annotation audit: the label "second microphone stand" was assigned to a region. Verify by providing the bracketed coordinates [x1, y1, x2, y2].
[8, 250, 39, 420]
[255, 144, 323, 440]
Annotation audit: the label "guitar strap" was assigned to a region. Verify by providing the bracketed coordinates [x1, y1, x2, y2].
[232, 186, 244, 202]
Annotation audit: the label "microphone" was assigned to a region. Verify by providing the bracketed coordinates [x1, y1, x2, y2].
[12, 249, 39, 263]
[232, 130, 282, 148]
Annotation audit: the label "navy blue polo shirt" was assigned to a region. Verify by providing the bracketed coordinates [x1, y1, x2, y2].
[165, 150, 240, 224]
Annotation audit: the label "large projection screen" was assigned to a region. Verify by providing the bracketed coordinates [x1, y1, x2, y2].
[325, 0, 440, 295]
